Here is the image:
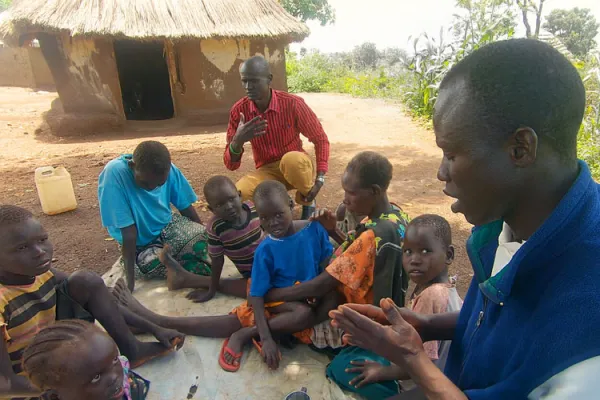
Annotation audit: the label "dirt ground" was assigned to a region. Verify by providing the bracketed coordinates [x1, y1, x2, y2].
[0, 87, 474, 296]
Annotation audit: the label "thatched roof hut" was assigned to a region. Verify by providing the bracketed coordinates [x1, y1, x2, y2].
[0, 0, 308, 135]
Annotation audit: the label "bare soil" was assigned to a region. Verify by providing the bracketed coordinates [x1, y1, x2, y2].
[0, 88, 474, 296]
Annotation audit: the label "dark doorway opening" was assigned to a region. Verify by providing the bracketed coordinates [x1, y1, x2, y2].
[114, 40, 174, 120]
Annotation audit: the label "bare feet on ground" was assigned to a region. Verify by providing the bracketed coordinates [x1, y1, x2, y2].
[160, 245, 187, 291]
[112, 278, 156, 321]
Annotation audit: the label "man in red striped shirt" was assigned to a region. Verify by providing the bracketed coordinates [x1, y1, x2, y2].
[224, 56, 330, 219]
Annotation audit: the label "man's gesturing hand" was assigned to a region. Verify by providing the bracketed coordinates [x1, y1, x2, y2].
[232, 113, 267, 150]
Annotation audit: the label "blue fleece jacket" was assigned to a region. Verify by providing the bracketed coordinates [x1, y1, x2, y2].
[444, 161, 600, 399]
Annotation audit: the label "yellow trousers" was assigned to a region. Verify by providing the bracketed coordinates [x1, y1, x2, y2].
[236, 151, 315, 206]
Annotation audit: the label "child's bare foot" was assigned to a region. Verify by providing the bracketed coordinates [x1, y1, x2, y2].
[112, 278, 156, 321]
[160, 245, 187, 291]
[130, 338, 183, 368]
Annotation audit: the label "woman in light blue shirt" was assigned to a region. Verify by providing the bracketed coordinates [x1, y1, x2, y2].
[98, 141, 210, 291]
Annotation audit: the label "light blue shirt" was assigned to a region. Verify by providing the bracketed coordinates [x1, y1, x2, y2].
[98, 155, 197, 246]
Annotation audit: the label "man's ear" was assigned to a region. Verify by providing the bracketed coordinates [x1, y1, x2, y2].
[446, 245, 455, 265]
[268, 74, 273, 84]
[127, 160, 135, 170]
[371, 184, 382, 196]
[238, 190, 243, 198]
[507, 127, 538, 168]
[289, 198, 295, 210]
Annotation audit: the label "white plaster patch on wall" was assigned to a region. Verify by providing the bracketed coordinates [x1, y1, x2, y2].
[268, 49, 282, 64]
[201, 39, 237, 73]
[237, 40, 250, 60]
[65, 38, 116, 111]
[210, 78, 225, 99]
[199, 79, 206, 91]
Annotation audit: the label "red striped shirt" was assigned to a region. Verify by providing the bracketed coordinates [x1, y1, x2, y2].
[224, 90, 330, 173]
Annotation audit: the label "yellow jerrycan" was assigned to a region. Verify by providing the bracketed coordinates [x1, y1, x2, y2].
[34, 166, 78, 215]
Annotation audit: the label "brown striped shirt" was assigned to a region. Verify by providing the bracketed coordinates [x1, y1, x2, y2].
[0, 271, 56, 375]
[206, 202, 264, 278]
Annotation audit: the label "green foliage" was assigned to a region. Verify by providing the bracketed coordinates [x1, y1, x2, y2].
[0, 0, 11, 12]
[544, 8, 599, 59]
[281, 0, 335, 26]
[577, 53, 600, 179]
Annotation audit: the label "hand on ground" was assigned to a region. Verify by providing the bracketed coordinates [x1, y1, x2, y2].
[261, 339, 281, 370]
[154, 327, 186, 350]
[186, 288, 216, 303]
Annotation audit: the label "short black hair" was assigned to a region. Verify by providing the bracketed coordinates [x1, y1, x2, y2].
[0, 205, 33, 227]
[346, 151, 393, 190]
[203, 175, 237, 200]
[132, 141, 171, 175]
[408, 214, 452, 247]
[438, 38, 585, 161]
[253, 180, 289, 205]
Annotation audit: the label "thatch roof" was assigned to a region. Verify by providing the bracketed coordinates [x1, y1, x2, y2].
[0, 0, 309, 43]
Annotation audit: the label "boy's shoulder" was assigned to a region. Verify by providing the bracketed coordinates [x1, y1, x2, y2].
[0, 271, 56, 312]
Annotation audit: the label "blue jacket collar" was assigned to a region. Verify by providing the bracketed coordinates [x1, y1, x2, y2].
[468, 160, 597, 304]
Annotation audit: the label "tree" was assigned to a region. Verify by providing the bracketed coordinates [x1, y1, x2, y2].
[352, 42, 380, 70]
[544, 8, 599, 59]
[281, 0, 335, 26]
[0, 0, 12, 12]
[516, 0, 545, 38]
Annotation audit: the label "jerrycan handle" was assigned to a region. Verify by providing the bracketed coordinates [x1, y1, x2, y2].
[35, 166, 55, 178]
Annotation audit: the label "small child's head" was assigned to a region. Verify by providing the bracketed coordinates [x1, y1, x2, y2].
[23, 320, 124, 400]
[203, 175, 244, 223]
[402, 214, 454, 286]
[342, 152, 392, 217]
[128, 141, 171, 191]
[0, 205, 53, 281]
[253, 180, 293, 238]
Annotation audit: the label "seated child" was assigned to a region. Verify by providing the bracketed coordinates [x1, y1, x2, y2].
[23, 320, 150, 400]
[98, 140, 210, 292]
[110, 181, 341, 372]
[159, 175, 264, 303]
[0, 205, 183, 398]
[326, 214, 463, 400]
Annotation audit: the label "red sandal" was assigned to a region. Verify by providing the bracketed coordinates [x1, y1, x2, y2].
[219, 338, 243, 372]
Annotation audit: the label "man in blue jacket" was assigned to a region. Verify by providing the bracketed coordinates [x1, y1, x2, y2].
[330, 39, 599, 399]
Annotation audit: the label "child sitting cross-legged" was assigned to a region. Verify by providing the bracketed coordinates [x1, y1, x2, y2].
[327, 214, 463, 400]
[23, 320, 150, 400]
[110, 180, 342, 372]
[0, 205, 184, 398]
[161, 175, 264, 302]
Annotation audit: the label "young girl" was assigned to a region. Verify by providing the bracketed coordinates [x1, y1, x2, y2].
[22, 320, 150, 400]
[327, 214, 463, 399]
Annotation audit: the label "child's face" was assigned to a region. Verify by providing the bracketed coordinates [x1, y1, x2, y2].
[0, 218, 53, 279]
[207, 184, 244, 223]
[57, 331, 124, 400]
[402, 225, 453, 286]
[256, 195, 294, 238]
[341, 170, 379, 217]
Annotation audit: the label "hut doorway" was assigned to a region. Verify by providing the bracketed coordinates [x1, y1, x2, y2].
[114, 40, 174, 120]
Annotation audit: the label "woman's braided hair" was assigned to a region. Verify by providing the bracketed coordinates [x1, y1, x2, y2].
[22, 320, 99, 390]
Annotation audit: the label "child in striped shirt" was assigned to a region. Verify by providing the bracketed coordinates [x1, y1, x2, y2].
[162, 176, 264, 303]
